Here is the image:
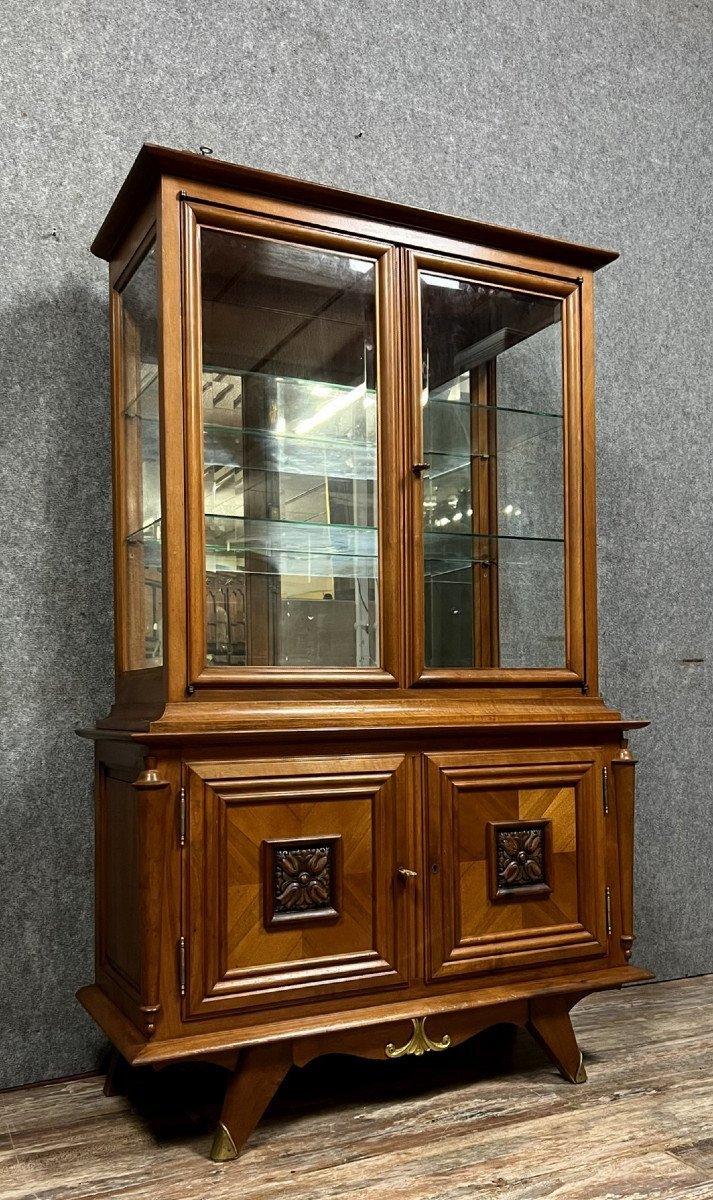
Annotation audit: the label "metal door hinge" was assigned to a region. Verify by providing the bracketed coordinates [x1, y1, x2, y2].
[178, 936, 186, 997]
[602, 766, 609, 815]
[179, 785, 186, 846]
[605, 886, 612, 937]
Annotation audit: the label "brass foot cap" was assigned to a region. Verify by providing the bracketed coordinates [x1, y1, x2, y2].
[572, 1053, 587, 1084]
[210, 1122, 238, 1162]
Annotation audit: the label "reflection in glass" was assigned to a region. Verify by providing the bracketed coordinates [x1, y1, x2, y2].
[421, 274, 565, 669]
[120, 245, 162, 669]
[201, 230, 378, 668]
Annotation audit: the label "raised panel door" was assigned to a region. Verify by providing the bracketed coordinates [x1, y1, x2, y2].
[425, 748, 608, 981]
[184, 753, 415, 1018]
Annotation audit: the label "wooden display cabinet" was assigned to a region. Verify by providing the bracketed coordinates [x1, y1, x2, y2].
[79, 145, 650, 1161]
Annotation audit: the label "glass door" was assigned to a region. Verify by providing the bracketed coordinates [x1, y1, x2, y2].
[184, 205, 400, 685]
[408, 253, 584, 684]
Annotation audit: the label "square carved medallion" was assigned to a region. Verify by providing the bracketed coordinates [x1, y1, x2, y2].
[262, 835, 342, 928]
[487, 819, 552, 903]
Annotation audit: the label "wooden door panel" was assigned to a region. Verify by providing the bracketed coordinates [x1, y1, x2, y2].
[426, 749, 608, 981]
[185, 754, 413, 1018]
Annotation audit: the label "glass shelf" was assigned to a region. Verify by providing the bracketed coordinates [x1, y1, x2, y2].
[426, 530, 565, 544]
[205, 508, 376, 528]
[425, 444, 560, 475]
[123, 365, 159, 419]
[424, 529, 564, 576]
[204, 422, 375, 453]
[203, 425, 377, 485]
[123, 517, 162, 665]
[121, 416, 378, 485]
[206, 558, 377, 583]
[203, 366, 377, 407]
[205, 514, 377, 577]
[124, 369, 378, 427]
[126, 517, 162, 549]
[424, 395, 563, 420]
[424, 404, 562, 460]
[203, 370, 377, 441]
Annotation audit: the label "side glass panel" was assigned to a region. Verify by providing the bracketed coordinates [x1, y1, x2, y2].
[420, 274, 564, 669]
[200, 229, 379, 669]
[119, 244, 162, 670]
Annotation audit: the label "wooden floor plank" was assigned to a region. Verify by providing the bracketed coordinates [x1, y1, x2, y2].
[670, 1137, 713, 1175]
[0, 977, 712, 1200]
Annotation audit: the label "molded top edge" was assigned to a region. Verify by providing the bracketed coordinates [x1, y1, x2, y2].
[76, 717, 649, 742]
[91, 143, 619, 269]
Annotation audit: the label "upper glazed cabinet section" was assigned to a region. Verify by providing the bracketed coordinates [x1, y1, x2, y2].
[97, 147, 616, 692]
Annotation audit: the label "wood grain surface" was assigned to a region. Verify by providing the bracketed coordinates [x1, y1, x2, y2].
[2, 976, 712, 1199]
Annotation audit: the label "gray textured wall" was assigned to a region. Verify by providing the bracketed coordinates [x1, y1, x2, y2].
[1, 0, 711, 1089]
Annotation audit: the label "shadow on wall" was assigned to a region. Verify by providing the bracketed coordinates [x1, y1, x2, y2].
[0, 282, 114, 1087]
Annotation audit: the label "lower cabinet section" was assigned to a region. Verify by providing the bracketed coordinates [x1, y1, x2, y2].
[183, 753, 415, 1018]
[85, 733, 646, 1164]
[425, 748, 609, 980]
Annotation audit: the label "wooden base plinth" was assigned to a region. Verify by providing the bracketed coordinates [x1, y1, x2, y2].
[209, 998, 592, 1160]
[77, 966, 652, 1067]
[81, 967, 653, 1161]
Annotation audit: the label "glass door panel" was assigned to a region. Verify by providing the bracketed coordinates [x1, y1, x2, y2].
[118, 244, 162, 670]
[200, 229, 379, 669]
[420, 272, 565, 670]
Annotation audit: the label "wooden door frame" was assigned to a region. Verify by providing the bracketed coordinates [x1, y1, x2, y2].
[403, 248, 590, 690]
[181, 197, 403, 689]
